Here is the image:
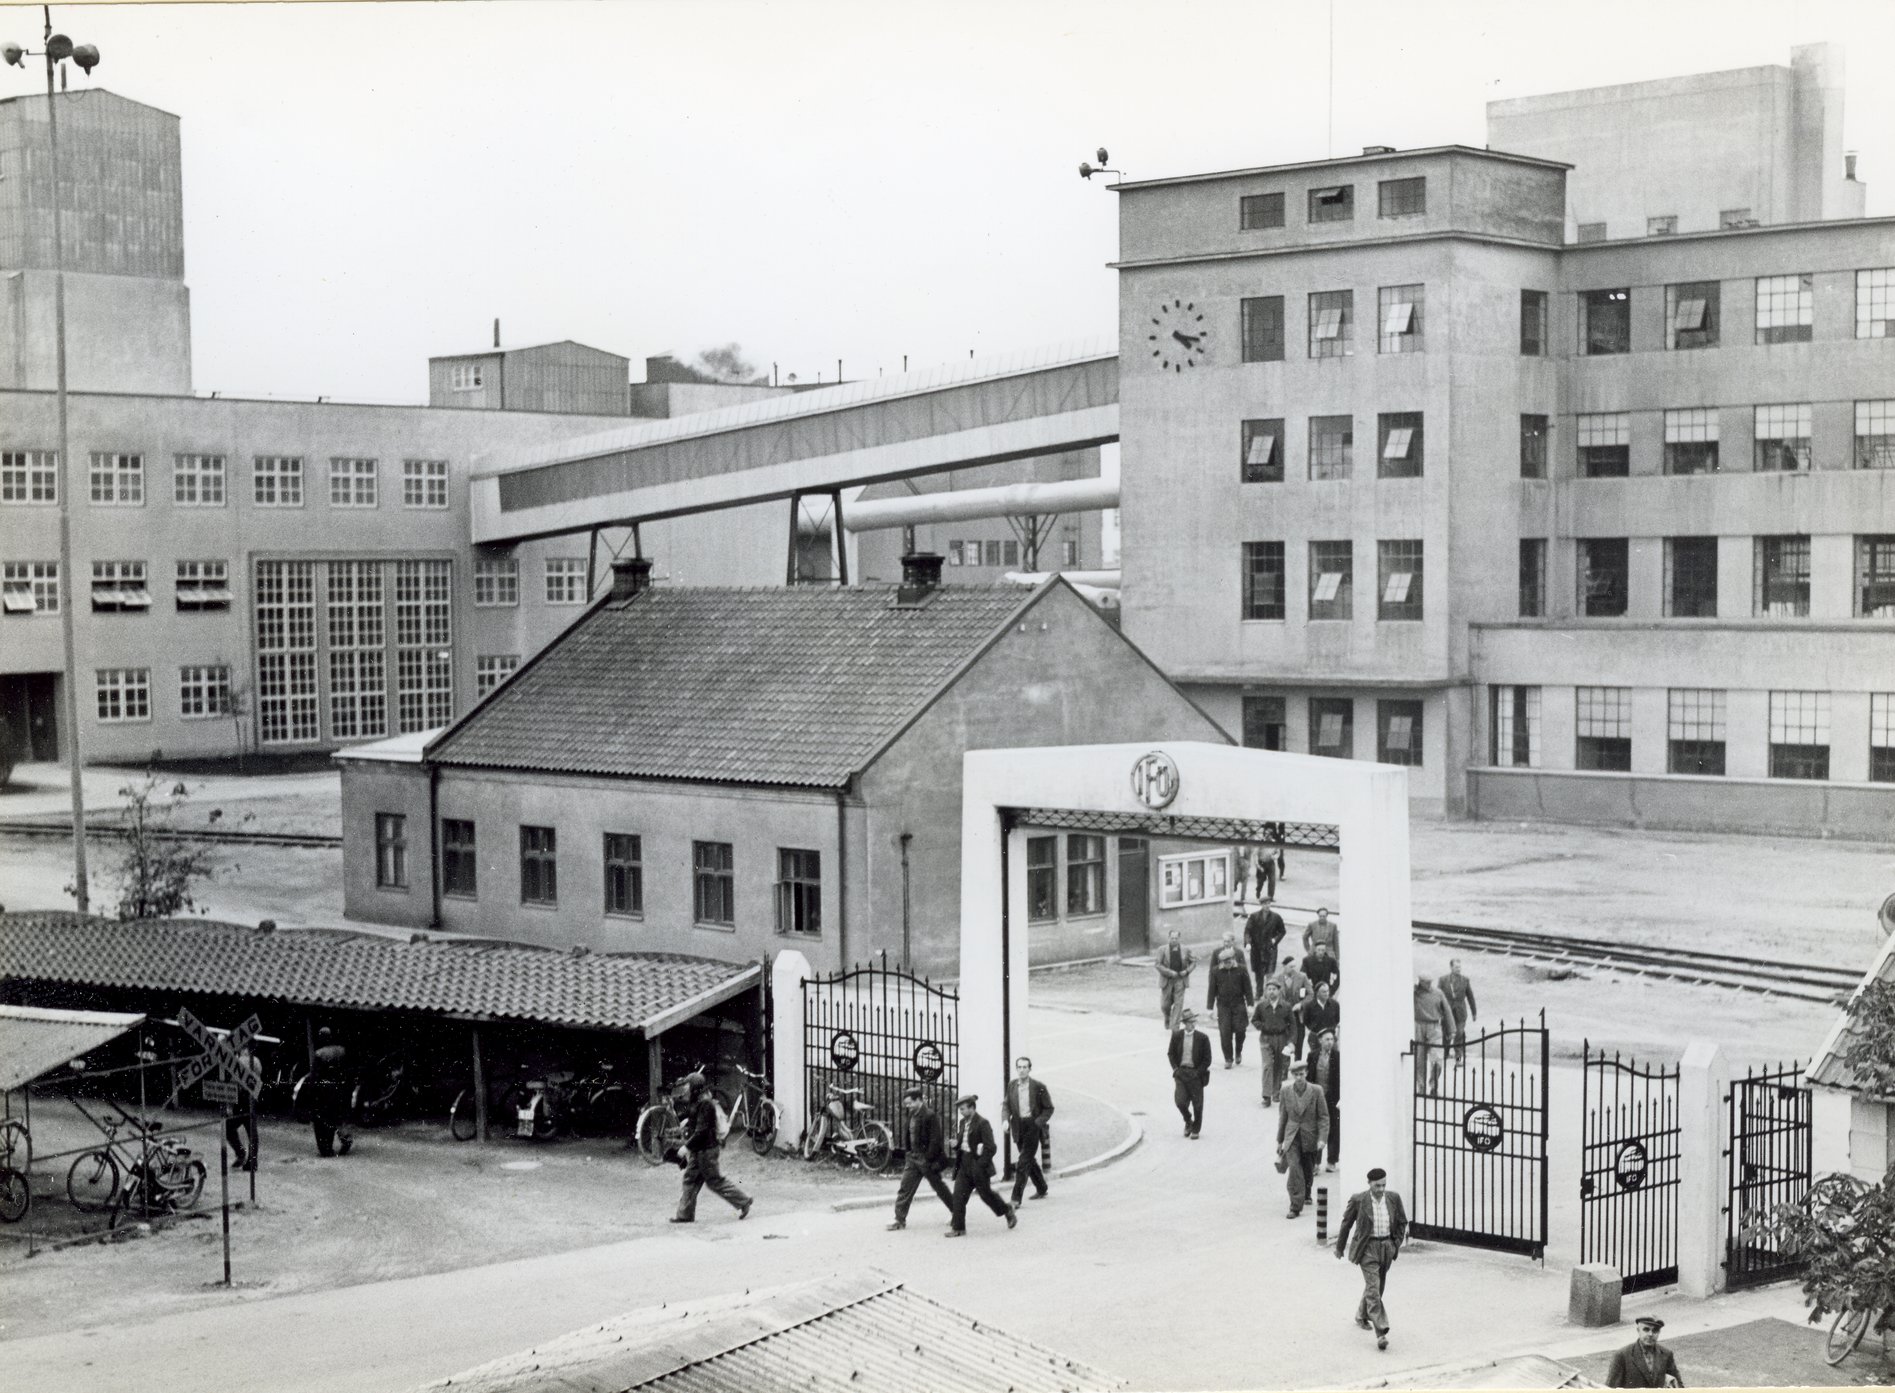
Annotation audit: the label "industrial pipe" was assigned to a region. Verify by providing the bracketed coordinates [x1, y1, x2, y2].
[840, 477, 1119, 532]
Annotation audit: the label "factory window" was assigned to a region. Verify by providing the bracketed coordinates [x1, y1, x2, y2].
[1239, 192, 1285, 230]
[403, 458, 449, 509]
[89, 452, 144, 505]
[1665, 281, 1719, 349]
[1377, 177, 1426, 218]
[1066, 834, 1105, 916]
[1241, 694, 1286, 751]
[1519, 291, 1548, 356]
[947, 541, 965, 567]
[450, 363, 484, 392]
[605, 833, 644, 917]
[544, 557, 588, 604]
[1309, 414, 1353, 480]
[1667, 689, 1726, 776]
[1241, 418, 1284, 483]
[1858, 536, 1895, 617]
[1719, 208, 1754, 229]
[1755, 273, 1813, 344]
[1857, 401, 1895, 470]
[475, 654, 519, 697]
[1577, 538, 1628, 617]
[1755, 536, 1810, 617]
[375, 813, 408, 890]
[442, 820, 477, 899]
[1061, 537, 1079, 567]
[1647, 215, 1677, 236]
[692, 841, 735, 926]
[1579, 289, 1630, 355]
[1, 449, 58, 504]
[329, 457, 379, 508]
[1309, 698, 1354, 759]
[1378, 411, 1423, 478]
[1158, 850, 1228, 909]
[1576, 413, 1630, 478]
[1754, 404, 1812, 472]
[172, 454, 226, 507]
[1576, 222, 1607, 244]
[776, 848, 821, 936]
[983, 540, 1004, 567]
[90, 560, 151, 614]
[1859, 268, 1894, 339]
[521, 825, 559, 906]
[1768, 691, 1830, 780]
[1240, 295, 1285, 362]
[1308, 290, 1353, 358]
[1377, 539, 1423, 621]
[1241, 541, 1285, 621]
[1574, 687, 1632, 771]
[1378, 284, 1424, 354]
[1662, 408, 1719, 475]
[1026, 836, 1057, 921]
[254, 560, 319, 744]
[393, 560, 453, 733]
[1872, 695, 1895, 783]
[1377, 700, 1423, 767]
[175, 559, 232, 613]
[1520, 415, 1548, 478]
[1663, 537, 1718, 618]
[95, 668, 151, 724]
[1002, 540, 1020, 567]
[1308, 541, 1353, 621]
[1518, 539, 1546, 618]
[324, 560, 387, 742]
[473, 557, 518, 606]
[2, 561, 58, 615]
[177, 665, 232, 721]
[1308, 185, 1354, 223]
[1490, 685, 1540, 768]
[253, 456, 304, 507]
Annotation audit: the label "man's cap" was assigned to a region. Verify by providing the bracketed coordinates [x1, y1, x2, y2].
[1179, 1008, 1197, 1021]
[1290, 1058, 1307, 1072]
[1319, 1028, 1337, 1042]
[956, 1093, 977, 1107]
[1367, 1167, 1387, 1181]
[1316, 906, 1330, 915]
[316, 1026, 333, 1040]
[1635, 1316, 1665, 1332]
[902, 1085, 924, 1101]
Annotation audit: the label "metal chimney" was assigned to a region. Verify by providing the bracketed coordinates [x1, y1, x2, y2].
[610, 557, 654, 601]
[896, 552, 944, 605]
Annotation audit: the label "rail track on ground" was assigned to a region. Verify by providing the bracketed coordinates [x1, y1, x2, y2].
[0, 819, 341, 850]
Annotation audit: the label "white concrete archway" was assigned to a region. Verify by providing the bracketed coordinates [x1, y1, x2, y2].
[960, 741, 1415, 1188]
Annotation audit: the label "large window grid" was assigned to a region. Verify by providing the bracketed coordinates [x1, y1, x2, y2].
[1378, 284, 1424, 353]
[521, 826, 558, 906]
[1857, 401, 1895, 470]
[1578, 539, 1628, 617]
[1575, 687, 1632, 771]
[327, 560, 387, 741]
[1, 450, 58, 504]
[1873, 695, 1895, 783]
[693, 841, 734, 925]
[545, 557, 588, 604]
[1309, 185, 1354, 223]
[605, 833, 644, 917]
[1665, 282, 1719, 349]
[1239, 192, 1284, 230]
[1768, 691, 1830, 780]
[2, 561, 58, 615]
[1308, 290, 1353, 359]
[1755, 274, 1814, 344]
[1857, 536, 1895, 617]
[1241, 542, 1285, 621]
[1667, 689, 1726, 775]
[402, 459, 449, 509]
[1520, 415, 1548, 479]
[88, 452, 143, 505]
[95, 668, 151, 724]
[175, 560, 232, 613]
[1580, 289, 1630, 355]
[1519, 539, 1546, 618]
[1860, 269, 1894, 339]
[442, 819, 477, 899]
[1520, 291, 1548, 356]
[1378, 177, 1426, 217]
[1754, 404, 1812, 472]
[1378, 412, 1423, 478]
[1662, 408, 1719, 475]
[1240, 295, 1285, 362]
[1309, 414, 1353, 480]
[776, 848, 821, 935]
[172, 454, 226, 507]
[253, 456, 304, 507]
[1241, 694, 1286, 751]
[1490, 685, 1540, 768]
[254, 560, 319, 744]
[1026, 836, 1057, 921]
[178, 665, 232, 721]
[1755, 536, 1810, 617]
[1310, 698, 1354, 759]
[475, 654, 519, 697]
[1308, 541, 1352, 620]
[473, 557, 519, 606]
[1377, 540, 1423, 621]
[1377, 700, 1422, 766]
[329, 457, 378, 508]
[394, 559, 452, 733]
[1663, 537, 1718, 618]
[1577, 413, 1631, 478]
[1066, 834, 1105, 915]
[90, 560, 150, 613]
[1241, 418, 1284, 483]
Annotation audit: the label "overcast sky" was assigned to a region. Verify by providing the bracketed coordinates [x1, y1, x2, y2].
[4, 0, 1891, 403]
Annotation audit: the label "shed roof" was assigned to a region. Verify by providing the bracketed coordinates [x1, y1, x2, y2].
[0, 1004, 146, 1094]
[1809, 930, 1895, 1092]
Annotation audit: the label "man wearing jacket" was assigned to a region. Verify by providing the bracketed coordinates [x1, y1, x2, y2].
[670, 1072, 753, 1224]
[1002, 1057, 1055, 1204]
[946, 1094, 1016, 1236]
[1413, 974, 1452, 1094]
[1605, 1316, 1684, 1387]
[1250, 980, 1296, 1105]
[1439, 959, 1478, 1066]
[1168, 1008, 1213, 1138]
[1276, 1058, 1330, 1217]
[1334, 1166, 1408, 1352]
[1205, 932, 1257, 1068]
[1154, 931, 1197, 1029]
[888, 1086, 954, 1230]
[1310, 1028, 1342, 1172]
[1243, 901, 1287, 982]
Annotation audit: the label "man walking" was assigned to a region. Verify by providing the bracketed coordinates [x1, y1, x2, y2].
[1243, 899, 1287, 983]
[888, 1086, 954, 1230]
[946, 1094, 1016, 1236]
[1439, 958, 1478, 1066]
[1250, 980, 1295, 1105]
[1154, 931, 1197, 1030]
[1205, 932, 1256, 1068]
[670, 1072, 752, 1223]
[1168, 1008, 1212, 1138]
[1272, 956, 1314, 1059]
[306, 1026, 354, 1158]
[1334, 1166, 1408, 1352]
[1003, 1057, 1054, 1204]
[1413, 974, 1451, 1094]
[1311, 1028, 1342, 1172]
[225, 1041, 260, 1172]
[1605, 1316, 1684, 1387]
[1275, 1057, 1329, 1217]
[1304, 907, 1339, 963]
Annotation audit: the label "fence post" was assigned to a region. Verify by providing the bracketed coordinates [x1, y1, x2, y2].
[1677, 1040, 1729, 1298]
[771, 949, 811, 1149]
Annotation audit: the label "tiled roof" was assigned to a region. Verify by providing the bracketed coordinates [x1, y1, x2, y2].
[0, 913, 757, 1035]
[427, 585, 1039, 787]
[1810, 935, 1895, 1091]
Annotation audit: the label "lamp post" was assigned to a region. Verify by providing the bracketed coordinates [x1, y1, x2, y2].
[5, 10, 101, 914]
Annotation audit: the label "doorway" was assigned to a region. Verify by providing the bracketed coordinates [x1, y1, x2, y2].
[0, 673, 59, 762]
[1115, 836, 1148, 956]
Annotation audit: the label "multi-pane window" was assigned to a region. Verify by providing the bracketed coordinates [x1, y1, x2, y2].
[1754, 404, 1812, 472]
[178, 665, 232, 720]
[1240, 295, 1285, 362]
[1308, 541, 1352, 620]
[175, 560, 232, 613]
[473, 557, 518, 606]
[375, 813, 408, 890]
[1241, 418, 1284, 483]
[1755, 536, 1810, 616]
[1378, 540, 1423, 621]
[1518, 539, 1546, 618]
[1873, 695, 1895, 783]
[1647, 215, 1677, 236]
[1241, 694, 1286, 751]
[450, 362, 483, 391]
[255, 560, 319, 743]
[1377, 700, 1423, 766]
[776, 848, 821, 935]
[95, 668, 151, 723]
[1, 450, 58, 504]
[394, 560, 452, 733]
[475, 654, 519, 697]
[1665, 281, 1719, 349]
[1577, 413, 1631, 477]
[327, 560, 387, 741]
[692, 840, 734, 925]
[329, 457, 378, 508]
[1309, 414, 1353, 480]
[1066, 834, 1105, 915]
[88, 452, 144, 504]
[1308, 185, 1354, 223]
[1719, 208, 1754, 229]
[172, 454, 226, 506]
[1, 561, 58, 615]
[1002, 539, 1021, 567]
[1857, 536, 1895, 617]
[521, 826, 558, 906]
[1061, 537, 1079, 567]
[1755, 273, 1814, 344]
[1520, 415, 1548, 478]
[1578, 538, 1628, 617]
[1662, 408, 1719, 475]
[90, 560, 150, 613]
[1241, 542, 1285, 620]
[1579, 288, 1630, 355]
[1576, 222, 1608, 244]
[1378, 285, 1424, 353]
[1663, 537, 1718, 618]
[1378, 177, 1426, 218]
[1490, 685, 1540, 768]
[1769, 691, 1830, 780]
[1667, 689, 1726, 775]
[1309, 697, 1354, 759]
[1308, 290, 1353, 358]
[983, 540, 1004, 567]
[253, 456, 304, 506]
[1858, 268, 1894, 339]
[605, 832, 644, 917]
[1239, 192, 1285, 230]
[1575, 686, 1632, 770]
[947, 541, 965, 567]
[402, 459, 449, 509]
[1378, 412, 1423, 478]
[442, 819, 477, 899]
[545, 557, 588, 604]
[1857, 401, 1895, 470]
[1026, 836, 1057, 921]
[1520, 291, 1549, 356]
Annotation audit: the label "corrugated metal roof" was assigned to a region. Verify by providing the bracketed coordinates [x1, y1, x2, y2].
[0, 1004, 146, 1094]
[413, 1271, 1123, 1393]
[0, 913, 757, 1035]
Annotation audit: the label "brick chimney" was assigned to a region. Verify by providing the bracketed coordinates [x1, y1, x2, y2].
[897, 552, 944, 605]
[610, 557, 654, 601]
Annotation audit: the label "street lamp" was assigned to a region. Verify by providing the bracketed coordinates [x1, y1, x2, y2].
[5, 9, 101, 914]
[1077, 146, 1123, 182]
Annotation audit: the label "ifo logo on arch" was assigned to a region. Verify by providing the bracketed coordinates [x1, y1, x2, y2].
[1129, 749, 1181, 811]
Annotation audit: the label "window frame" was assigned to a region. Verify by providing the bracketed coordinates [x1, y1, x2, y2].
[1518, 538, 1546, 618]
[1662, 408, 1720, 476]
[253, 456, 305, 507]
[1577, 412, 1631, 478]
[1377, 284, 1424, 354]
[1579, 288, 1631, 356]
[1519, 415, 1549, 479]
[177, 664, 232, 720]
[1241, 694, 1286, 751]
[1309, 414, 1353, 480]
[328, 457, 380, 509]
[1, 449, 59, 505]
[1307, 540, 1353, 621]
[1377, 411, 1424, 479]
[1157, 849, 1229, 908]
[1376, 699, 1423, 766]
[604, 831, 645, 918]
[520, 825, 558, 906]
[1666, 688, 1727, 776]
[1663, 536, 1718, 618]
[1026, 835, 1057, 922]
[1490, 685, 1541, 768]
[1754, 404, 1813, 472]
[90, 560, 151, 614]
[1241, 541, 1286, 621]
[88, 452, 145, 506]
[1064, 833, 1105, 917]
[1308, 184, 1355, 223]
[175, 559, 232, 613]
[171, 453, 227, 508]
[1574, 686, 1633, 771]
[1239, 192, 1285, 230]
[375, 812, 409, 890]
[1755, 273, 1814, 345]
[544, 557, 588, 605]
[441, 818, 478, 899]
[1755, 535, 1811, 617]
[402, 458, 450, 510]
[1855, 400, 1895, 470]
[1240, 418, 1284, 483]
[1376, 539, 1423, 621]
[1665, 281, 1720, 350]
[475, 654, 519, 698]
[775, 847, 822, 936]
[1519, 291, 1549, 356]
[1856, 535, 1895, 618]
[1577, 538, 1629, 617]
[1308, 290, 1354, 359]
[1, 560, 59, 616]
[1858, 268, 1894, 340]
[1377, 176, 1426, 218]
[1309, 697, 1355, 759]
[1768, 690, 1831, 780]
[94, 668, 152, 724]
[692, 839, 735, 927]
[1239, 295, 1285, 363]
[473, 557, 520, 607]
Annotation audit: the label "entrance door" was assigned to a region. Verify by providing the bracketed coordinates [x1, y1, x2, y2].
[1116, 837, 1149, 955]
[0, 673, 58, 762]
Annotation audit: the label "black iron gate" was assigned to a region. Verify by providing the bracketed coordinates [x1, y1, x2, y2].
[803, 959, 957, 1149]
[1724, 1063, 1812, 1289]
[1410, 1011, 1548, 1258]
[1580, 1044, 1681, 1293]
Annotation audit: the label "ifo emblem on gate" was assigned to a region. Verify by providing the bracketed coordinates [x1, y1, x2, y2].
[1461, 1104, 1505, 1152]
[830, 1031, 860, 1072]
[1613, 1139, 1650, 1190]
[1130, 750, 1181, 811]
[912, 1042, 945, 1082]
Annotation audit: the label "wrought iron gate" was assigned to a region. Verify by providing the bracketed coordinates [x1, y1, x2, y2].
[803, 959, 957, 1150]
[1410, 1011, 1548, 1258]
[1580, 1045, 1681, 1293]
[1724, 1063, 1812, 1289]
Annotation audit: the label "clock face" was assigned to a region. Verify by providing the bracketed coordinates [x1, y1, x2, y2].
[1148, 298, 1210, 372]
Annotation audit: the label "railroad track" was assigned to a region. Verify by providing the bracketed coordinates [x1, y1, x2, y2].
[0, 819, 340, 850]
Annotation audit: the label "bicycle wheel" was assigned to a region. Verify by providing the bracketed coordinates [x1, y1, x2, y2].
[449, 1089, 479, 1142]
[164, 1158, 207, 1211]
[1827, 1307, 1872, 1366]
[634, 1104, 672, 1166]
[108, 1179, 145, 1230]
[66, 1149, 121, 1212]
[529, 1096, 559, 1141]
[0, 1167, 28, 1224]
[859, 1121, 894, 1174]
[801, 1114, 828, 1162]
[748, 1098, 780, 1156]
[0, 1118, 31, 1172]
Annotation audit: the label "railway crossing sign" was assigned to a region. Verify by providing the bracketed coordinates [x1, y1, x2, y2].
[200, 1079, 242, 1106]
[174, 1008, 265, 1098]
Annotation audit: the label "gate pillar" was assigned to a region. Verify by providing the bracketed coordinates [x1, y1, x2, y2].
[1678, 1040, 1730, 1298]
[772, 948, 812, 1151]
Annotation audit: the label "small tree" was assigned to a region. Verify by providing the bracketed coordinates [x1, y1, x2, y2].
[97, 773, 244, 921]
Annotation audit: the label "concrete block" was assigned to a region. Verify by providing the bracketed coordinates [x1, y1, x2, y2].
[1569, 1264, 1622, 1326]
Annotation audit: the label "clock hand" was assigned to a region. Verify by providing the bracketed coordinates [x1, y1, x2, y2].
[1171, 330, 1202, 348]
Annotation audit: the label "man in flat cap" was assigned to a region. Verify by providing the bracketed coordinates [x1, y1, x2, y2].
[945, 1093, 1016, 1237]
[1276, 1057, 1329, 1216]
[1334, 1166, 1408, 1351]
[1168, 1007, 1213, 1138]
[888, 1086, 953, 1231]
[1606, 1317, 1683, 1388]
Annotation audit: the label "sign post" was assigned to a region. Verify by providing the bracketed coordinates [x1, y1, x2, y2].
[175, 1010, 265, 1287]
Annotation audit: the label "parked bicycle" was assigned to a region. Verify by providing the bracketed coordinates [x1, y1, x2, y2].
[723, 1065, 780, 1156]
[109, 1136, 208, 1229]
[447, 1060, 637, 1142]
[632, 1062, 721, 1166]
[799, 1082, 893, 1173]
[68, 1115, 206, 1217]
[0, 1119, 29, 1224]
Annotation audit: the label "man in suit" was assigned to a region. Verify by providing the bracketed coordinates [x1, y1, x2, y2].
[1334, 1166, 1408, 1351]
[1276, 1057, 1329, 1217]
[1272, 956, 1314, 1059]
[1310, 1028, 1342, 1172]
[888, 1086, 953, 1231]
[1605, 1316, 1683, 1387]
[1439, 958, 1478, 1066]
[1205, 931, 1256, 1068]
[1154, 931, 1197, 1029]
[1002, 1056, 1055, 1204]
[1168, 1008, 1212, 1138]
[945, 1094, 1016, 1236]
[1244, 899, 1287, 983]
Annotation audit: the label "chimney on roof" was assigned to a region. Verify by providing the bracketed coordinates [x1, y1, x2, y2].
[611, 557, 655, 601]
[897, 552, 944, 605]
[1363, 145, 1395, 156]
[493, 318, 501, 349]
[1846, 152, 1859, 181]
